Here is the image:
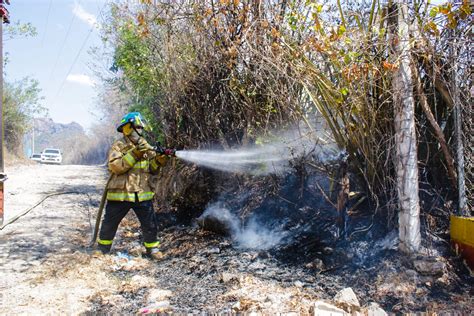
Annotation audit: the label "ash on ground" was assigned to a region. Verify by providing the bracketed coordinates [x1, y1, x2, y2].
[85, 216, 473, 314]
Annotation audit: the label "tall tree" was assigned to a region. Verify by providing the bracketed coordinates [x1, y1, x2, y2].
[390, 1, 421, 253]
[3, 78, 44, 155]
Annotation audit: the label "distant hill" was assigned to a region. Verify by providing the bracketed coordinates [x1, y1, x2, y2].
[24, 118, 87, 164]
[24, 117, 115, 165]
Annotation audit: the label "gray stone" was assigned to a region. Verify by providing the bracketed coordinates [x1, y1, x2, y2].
[208, 247, 221, 254]
[311, 301, 347, 316]
[147, 289, 172, 304]
[248, 261, 266, 270]
[219, 272, 238, 283]
[413, 259, 445, 276]
[334, 287, 360, 307]
[366, 302, 388, 316]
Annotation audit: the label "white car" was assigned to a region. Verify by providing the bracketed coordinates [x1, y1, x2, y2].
[41, 148, 63, 165]
[30, 153, 42, 162]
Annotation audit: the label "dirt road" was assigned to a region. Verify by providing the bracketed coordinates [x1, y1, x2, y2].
[0, 164, 472, 314]
[0, 164, 108, 313]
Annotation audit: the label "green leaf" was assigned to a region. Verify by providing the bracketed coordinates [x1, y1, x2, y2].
[308, 3, 323, 13]
[338, 25, 346, 35]
[429, 7, 439, 18]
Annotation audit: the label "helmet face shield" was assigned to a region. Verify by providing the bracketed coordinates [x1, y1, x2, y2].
[134, 115, 152, 132]
[117, 112, 152, 133]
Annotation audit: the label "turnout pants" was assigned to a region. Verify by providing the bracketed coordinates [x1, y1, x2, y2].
[98, 199, 159, 252]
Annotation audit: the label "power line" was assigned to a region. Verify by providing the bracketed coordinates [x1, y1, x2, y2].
[48, 0, 81, 82]
[40, 0, 53, 48]
[53, 27, 94, 100]
[53, 1, 110, 102]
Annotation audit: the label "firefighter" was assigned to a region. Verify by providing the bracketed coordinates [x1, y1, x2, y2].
[95, 112, 172, 260]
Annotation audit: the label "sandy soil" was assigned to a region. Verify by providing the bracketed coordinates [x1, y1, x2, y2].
[0, 164, 472, 314]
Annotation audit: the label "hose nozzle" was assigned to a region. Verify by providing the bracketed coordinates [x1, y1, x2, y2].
[152, 142, 176, 156]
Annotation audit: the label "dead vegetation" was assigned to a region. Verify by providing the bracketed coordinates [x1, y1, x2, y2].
[1, 165, 472, 314]
[101, 1, 471, 210]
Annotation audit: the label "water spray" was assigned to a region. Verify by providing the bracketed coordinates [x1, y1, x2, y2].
[174, 129, 339, 176]
[175, 146, 288, 175]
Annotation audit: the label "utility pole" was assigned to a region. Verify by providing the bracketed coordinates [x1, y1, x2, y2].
[32, 118, 35, 154]
[0, 0, 10, 226]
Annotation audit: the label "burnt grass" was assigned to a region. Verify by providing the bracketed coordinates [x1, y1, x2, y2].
[142, 163, 473, 313]
[86, 160, 473, 314]
[92, 222, 472, 314]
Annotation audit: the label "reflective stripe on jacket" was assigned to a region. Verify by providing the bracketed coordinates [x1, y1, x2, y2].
[106, 137, 167, 202]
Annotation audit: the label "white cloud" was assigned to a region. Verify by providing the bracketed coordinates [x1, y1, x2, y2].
[66, 74, 96, 86]
[73, 3, 97, 28]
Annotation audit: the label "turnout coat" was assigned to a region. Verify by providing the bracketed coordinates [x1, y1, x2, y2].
[106, 137, 167, 202]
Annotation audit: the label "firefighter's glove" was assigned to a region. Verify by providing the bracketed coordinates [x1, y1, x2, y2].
[138, 137, 154, 151]
[133, 138, 153, 159]
[155, 154, 169, 167]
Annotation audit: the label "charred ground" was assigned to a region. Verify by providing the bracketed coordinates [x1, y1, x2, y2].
[151, 156, 473, 313]
[1, 164, 472, 314]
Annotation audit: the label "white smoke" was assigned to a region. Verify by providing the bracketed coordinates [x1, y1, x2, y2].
[200, 203, 287, 250]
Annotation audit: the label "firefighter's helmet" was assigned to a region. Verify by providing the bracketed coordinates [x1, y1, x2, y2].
[117, 112, 152, 133]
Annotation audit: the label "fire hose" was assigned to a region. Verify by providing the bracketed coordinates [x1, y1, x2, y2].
[0, 191, 92, 231]
[90, 174, 112, 246]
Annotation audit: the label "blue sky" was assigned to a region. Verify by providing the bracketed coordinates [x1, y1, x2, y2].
[5, 0, 107, 130]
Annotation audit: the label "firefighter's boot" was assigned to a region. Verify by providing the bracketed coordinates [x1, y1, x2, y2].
[146, 247, 164, 260]
[92, 243, 111, 256]
[98, 243, 112, 254]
